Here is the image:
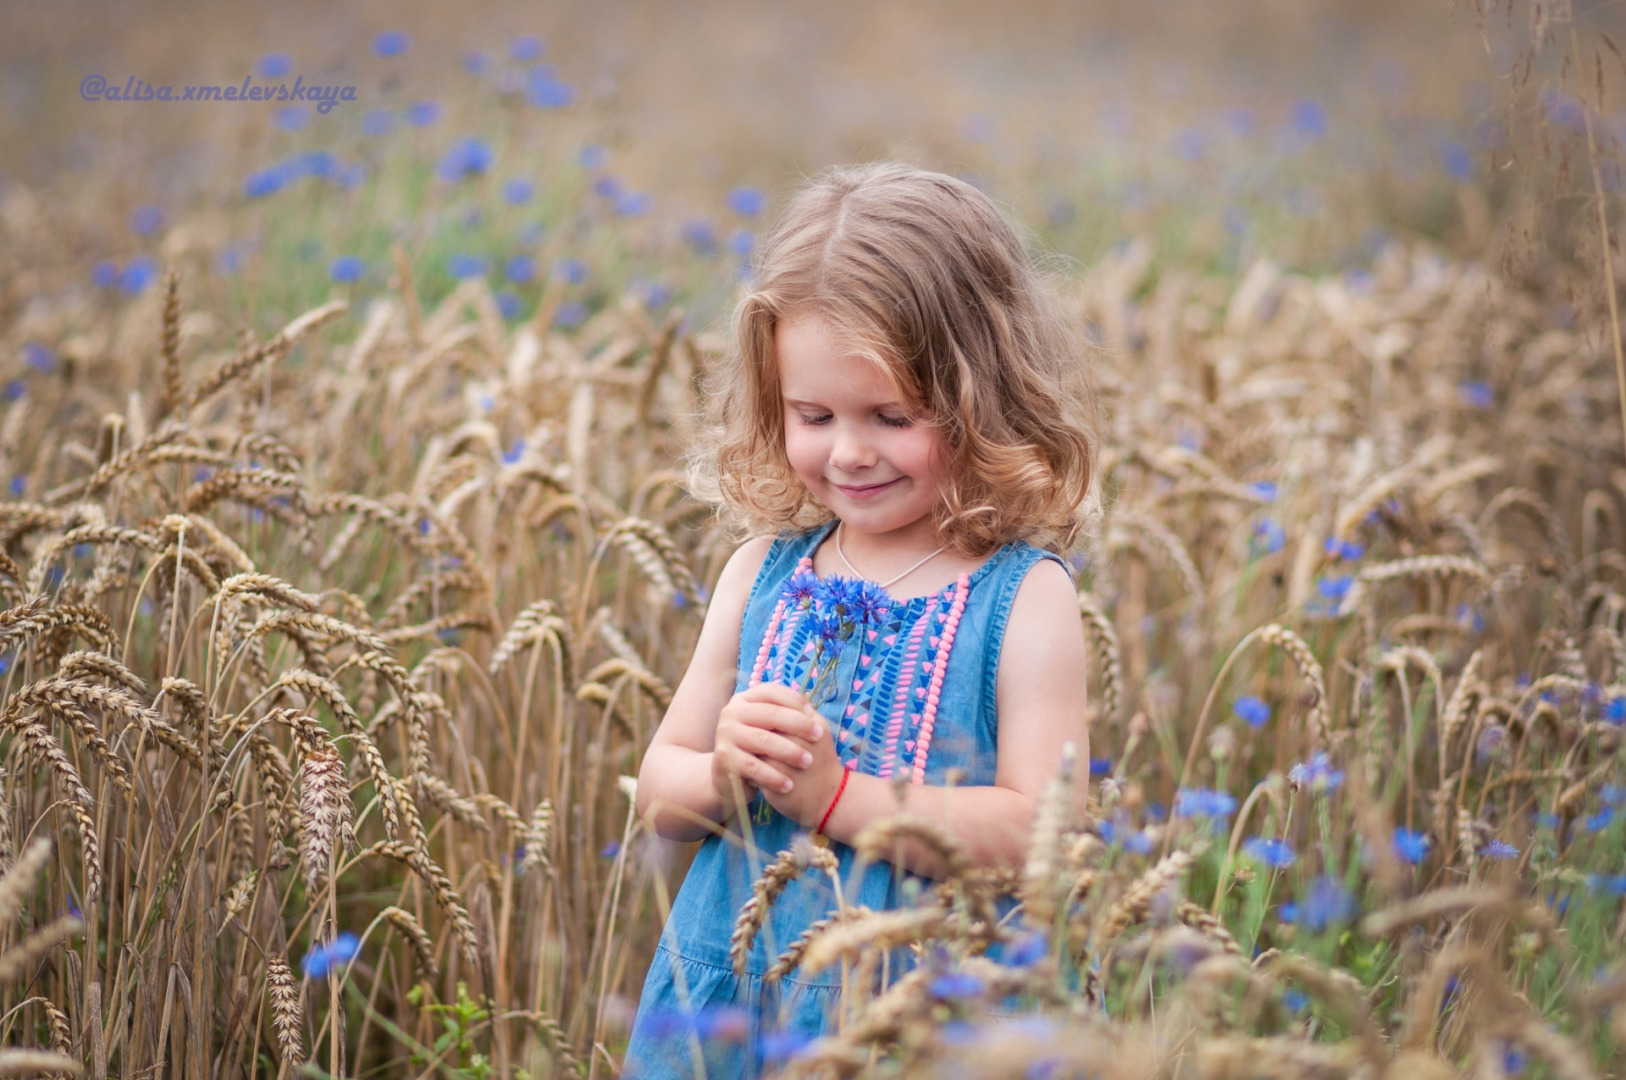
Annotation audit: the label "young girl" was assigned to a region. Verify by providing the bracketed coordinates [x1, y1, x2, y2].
[625, 162, 1099, 1078]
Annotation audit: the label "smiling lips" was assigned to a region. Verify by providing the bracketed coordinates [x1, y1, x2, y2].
[833, 477, 901, 500]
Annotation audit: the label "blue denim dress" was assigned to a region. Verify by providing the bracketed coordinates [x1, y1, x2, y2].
[624, 520, 1067, 1078]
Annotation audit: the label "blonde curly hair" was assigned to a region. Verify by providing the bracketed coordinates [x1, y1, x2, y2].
[686, 162, 1101, 558]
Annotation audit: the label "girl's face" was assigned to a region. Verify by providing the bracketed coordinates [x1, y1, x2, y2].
[775, 312, 950, 549]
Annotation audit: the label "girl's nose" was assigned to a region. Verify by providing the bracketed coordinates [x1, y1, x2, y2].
[828, 423, 876, 471]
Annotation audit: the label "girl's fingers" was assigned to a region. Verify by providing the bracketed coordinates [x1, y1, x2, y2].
[745, 727, 814, 769]
[743, 682, 815, 713]
[735, 751, 793, 793]
[739, 702, 826, 742]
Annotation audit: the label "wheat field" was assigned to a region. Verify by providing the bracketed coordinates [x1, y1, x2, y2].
[0, 2, 1624, 1078]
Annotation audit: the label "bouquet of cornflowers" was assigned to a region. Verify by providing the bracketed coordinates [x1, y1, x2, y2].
[778, 570, 892, 707]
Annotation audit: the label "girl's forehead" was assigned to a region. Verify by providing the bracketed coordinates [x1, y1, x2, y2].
[775, 314, 906, 398]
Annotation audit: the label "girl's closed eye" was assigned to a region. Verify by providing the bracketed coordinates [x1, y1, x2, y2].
[794, 412, 914, 428]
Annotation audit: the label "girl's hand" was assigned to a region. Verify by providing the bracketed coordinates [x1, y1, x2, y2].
[760, 704, 845, 829]
[711, 683, 827, 811]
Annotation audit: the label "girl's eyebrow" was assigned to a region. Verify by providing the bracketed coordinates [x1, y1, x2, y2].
[782, 397, 905, 409]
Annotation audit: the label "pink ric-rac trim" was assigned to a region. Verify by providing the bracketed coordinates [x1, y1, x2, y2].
[912, 571, 970, 784]
[878, 603, 931, 778]
[770, 556, 815, 684]
[749, 600, 786, 688]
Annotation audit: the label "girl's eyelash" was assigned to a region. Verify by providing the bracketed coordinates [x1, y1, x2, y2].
[796, 414, 913, 428]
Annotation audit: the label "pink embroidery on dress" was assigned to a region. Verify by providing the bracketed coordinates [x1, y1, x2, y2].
[879, 606, 931, 778]
[912, 571, 970, 783]
[748, 599, 787, 687]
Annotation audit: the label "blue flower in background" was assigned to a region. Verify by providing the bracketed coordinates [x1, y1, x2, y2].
[577, 144, 607, 168]
[505, 256, 535, 284]
[1393, 827, 1430, 864]
[6, 476, 21, 496]
[92, 260, 120, 287]
[1300, 876, 1357, 930]
[1279, 901, 1298, 924]
[553, 301, 588, 329]
[130, 205, 164, 236]
[1289, 752, 1344, 793]
[437, 137, 494, 181]
[527, 68, 575, 108]
[1247, 480, 1278, 502]
[362, 110, 394, 136]
[405, 101, 440, 128]
[614, 191, 652, 216]
[681, 219, 719, 255]
[373, 31, 410, 57]
[601, 841, 621, 858]
[727, 186, 765, 216]
[502, 439, 526, 464]
[1006, 931, 1047, 967]
[1324, 536, 1364, 561]
[23, 343, 54, 374]
[729, 229, 755, 257]
[1124, 831, 1155, 855]
[328, 256, 365, 283]
[119, 257, 157, 294]
[462, 51, 489, 75]
[929, 972, 984, 1000]
[553, 257, 588, 284]
[1243, 836, 1296, 868]
[593, 174, 623, 199]
[302, 931, 361, 978]
[1317, 575, 1353, 602]
[1541, 88, 1586, 133]
[1291, 100, 1327, 138]
[1089, 757, 1112, 777]
[1583, 807, 1614, 832]
[760, 1030, 812, 1062]
[257, 53, 293, 78]
[3, 381, 24, 402]
[1440, 139, 1473, 181]
[1233, 695, 1271, 729]
[503, 178, 534, 205]
[1282, 988, 1310, 1013]
[1602, 784, 1625, 808]
[511, 35, 544, 61]
[274, 106, 309, 131]
[1481, 840, 1519, 860]
[1174, 788, 1237, 820]
[1253, 519, 1286, 555]
[1458, 381, 1494, 408]
[446, 254, 487, 279]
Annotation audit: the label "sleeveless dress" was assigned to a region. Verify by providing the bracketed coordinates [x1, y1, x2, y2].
[623, 520, 1068, 1079]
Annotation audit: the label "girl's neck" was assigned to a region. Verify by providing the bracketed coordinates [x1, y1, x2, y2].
[813, 520, 983, 599]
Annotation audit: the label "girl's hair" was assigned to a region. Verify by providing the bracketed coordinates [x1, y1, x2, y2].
[687, 161, 1101, 558]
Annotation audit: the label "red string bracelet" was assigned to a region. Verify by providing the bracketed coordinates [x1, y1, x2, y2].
[815, 767, 850, 837]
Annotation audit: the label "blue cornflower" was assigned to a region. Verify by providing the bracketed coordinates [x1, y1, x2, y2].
[600, 841, 621, 858]
[1242, 837, 1296, 869]
[405, 101, 440, 127]
[302, 931, 361, 978]
[373, 31, 409, 57]
[504, 178, 534, 205]
[362, 110, 394, 136]
[814, 610, 844, 646]
[553, 302, 588, 329]
[119, 257, 157, 294]
[681, 219, 719, 255]
[1458, 381, 1495, 409]
[614, 191, 652, 217]
[1233, 695, 1271, 729]
[1323, 536, 1364, 561]
[1288, 752, 1344, 793]
[1440, 139, 1473, 182]
[783, 570, 820, 606]
[1089, 757, 1112, 777]
[505, 256, 535, 284]
[1252, 519, 1286, 555]
[593, 174, 622, 199]
[1393, 827, 1430, 864]
[760, 1030, 812, 1062]
[258, 53, 293, 78]
[2, 381, 22, 402]
[1583, 807, 1614, 832]
[1481, 840, 1519, 860]
[1279, 901, 1298, 924]
[462, 51, 489, 75]
[1604, 697, 1625, 724]
[728, 229, 755, 257]
[553, 257, 589, 284]
[1601, 784, 1625, 808]
[92, 260, 120, 287]
[446, 254, 487, 279]
[7, 476, 21, 496]
[511, 35, 544, 61]
[437, 138, 494, 181]
[1005, 931, 1047, 968]
[577, 144, 607, 168]
[1174, 788, 1238, 820]
[502, 440, 525, 465]
[1316, 575, 1353, 601]
[928, 972, 984, 1000]
[1248, 480, 1278, 502]
[727, 187, 765, 216]
[328, 256, 365, 283]
[1291, 100, 1327, 138]
[1300, 876, 1357, 930]
[1124, 831, 1155, 855]
[22, 343, 53, 374]
[1589, 873, 1626, 895]
[1282, 989, 1310, 1013]
[1499, 1042, 1528, 1075]
[527, 71, 575, 108]
[130, 205, 163, 236]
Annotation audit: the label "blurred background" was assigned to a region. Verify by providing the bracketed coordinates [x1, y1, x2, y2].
[0, 0, 1558, 339]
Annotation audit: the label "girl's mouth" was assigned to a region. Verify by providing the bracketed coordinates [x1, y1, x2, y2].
[834, 478, 900, 500]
